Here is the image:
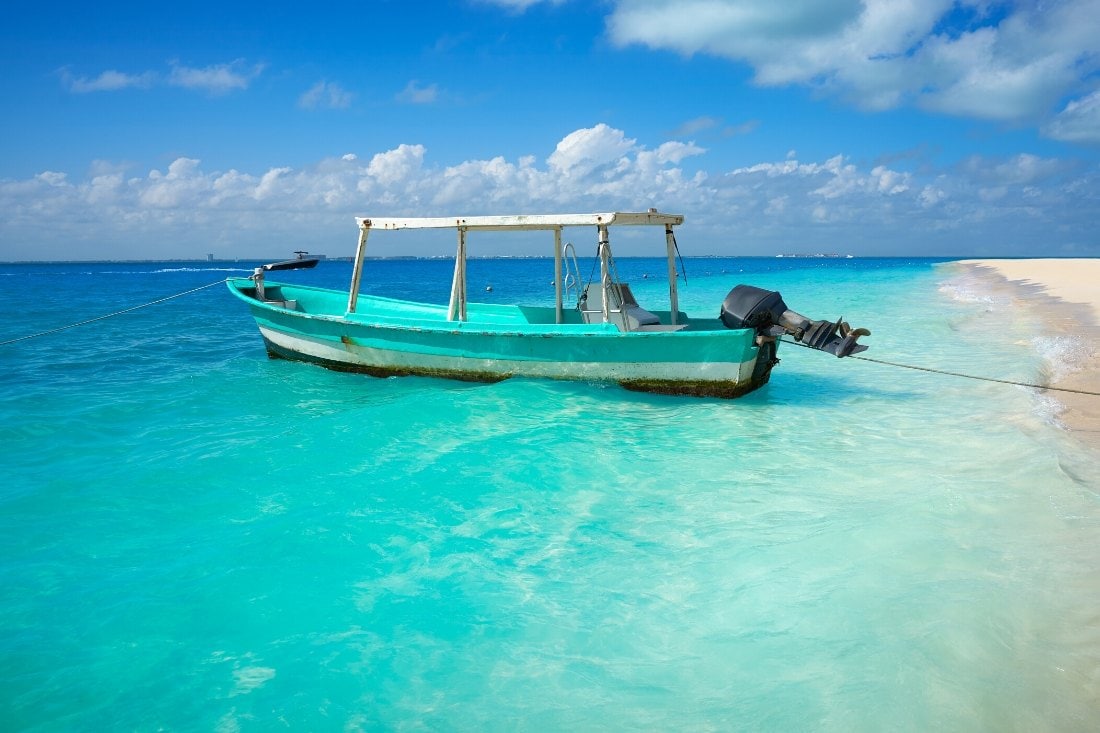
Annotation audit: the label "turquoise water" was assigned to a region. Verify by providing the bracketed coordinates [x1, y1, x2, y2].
[2, 258, 1098, 731]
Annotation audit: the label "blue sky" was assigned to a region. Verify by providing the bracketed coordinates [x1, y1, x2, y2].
[2, 0, 1098, 260]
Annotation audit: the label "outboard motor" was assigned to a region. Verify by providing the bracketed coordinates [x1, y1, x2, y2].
[720, 284, 870, 357]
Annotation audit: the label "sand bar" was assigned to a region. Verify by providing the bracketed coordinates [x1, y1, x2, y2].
[958, 259, 1100, 448]
[960, 259, 1100, 325]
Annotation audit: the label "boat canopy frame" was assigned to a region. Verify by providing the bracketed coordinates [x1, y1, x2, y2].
[347, 211, 686, 326]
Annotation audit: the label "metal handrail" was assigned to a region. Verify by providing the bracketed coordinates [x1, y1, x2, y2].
[563, 242, 581, 307]
[604, 248, 630, 330]
[577, 246, 634, 329]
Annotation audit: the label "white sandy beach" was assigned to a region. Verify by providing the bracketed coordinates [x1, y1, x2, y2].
[959, 259, 1100, 447]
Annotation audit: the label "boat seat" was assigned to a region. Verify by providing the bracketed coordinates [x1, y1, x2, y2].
[578, 283, 662, 332]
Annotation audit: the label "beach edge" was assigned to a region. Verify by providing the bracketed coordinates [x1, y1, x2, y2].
[954, 258, 1100, 450]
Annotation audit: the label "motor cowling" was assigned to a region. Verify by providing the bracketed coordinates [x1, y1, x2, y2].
[720, 284, 870, 358]
[720, 284, 789, 331]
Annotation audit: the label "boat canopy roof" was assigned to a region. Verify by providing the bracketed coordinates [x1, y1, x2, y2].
[346, 209, 687, 324]
[356, 211, 683, 232]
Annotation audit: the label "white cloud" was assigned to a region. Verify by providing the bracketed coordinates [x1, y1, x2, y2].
[366, 144, 427, 186]
[36, 171, 68, 186]
[871, 165, 909, 195]
[89, 159, 130, 177]
[959, 153, 1069, 185]
[1, 125, 1097, 259]
[62, 68, 157, 93]
[919, 184, 946, 208]
[396, 80, 439, 104]
[913, 27, 1079, 122]
[672, 116, 720, 136]
[476, 0, 566, 10]
[141, 158, 206, 207]
[723, 120, 759, 137]
[299, 81, 354, 110]
[671, 116, 759, 138]
[606, 0, 1100, 132]
[1043, 90, 1100, 144]
[60, 60, 264, 96]
[255, 167, 292, 200]
[168, 60, 265, 94]
[86, 173, 124, 205]
[654, 141, 705, 165]
[547, 124, 637, 176]
[764, 195, 787, 215]
[609, 0, 866, 60]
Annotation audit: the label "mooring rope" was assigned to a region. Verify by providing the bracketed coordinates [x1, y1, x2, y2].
[780, 337, 1100, 397]
[0, 277, 228, 347]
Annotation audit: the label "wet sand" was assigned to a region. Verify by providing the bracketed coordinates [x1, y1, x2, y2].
[958, 259, 1100, 448]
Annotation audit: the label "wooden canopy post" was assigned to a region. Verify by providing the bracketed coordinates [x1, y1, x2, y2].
[447, 227, 468, 321]
[665, 224, 679, 325]
[598, 224, 611, 324]
[347, 223, 370, 313]
[554, 226, 563, 324]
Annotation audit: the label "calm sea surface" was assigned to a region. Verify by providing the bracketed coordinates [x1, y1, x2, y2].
[1, 257, 1098, 731]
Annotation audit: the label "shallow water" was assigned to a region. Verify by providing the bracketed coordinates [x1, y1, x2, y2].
[1, 258, 1098, 731]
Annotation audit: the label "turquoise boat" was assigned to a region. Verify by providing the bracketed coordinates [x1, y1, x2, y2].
[227, 211, 868, 397]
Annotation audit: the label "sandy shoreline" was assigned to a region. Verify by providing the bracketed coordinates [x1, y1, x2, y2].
[957, 259, 1100, 448]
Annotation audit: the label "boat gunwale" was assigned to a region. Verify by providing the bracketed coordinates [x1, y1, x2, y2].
[226, 278, 743, 339]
